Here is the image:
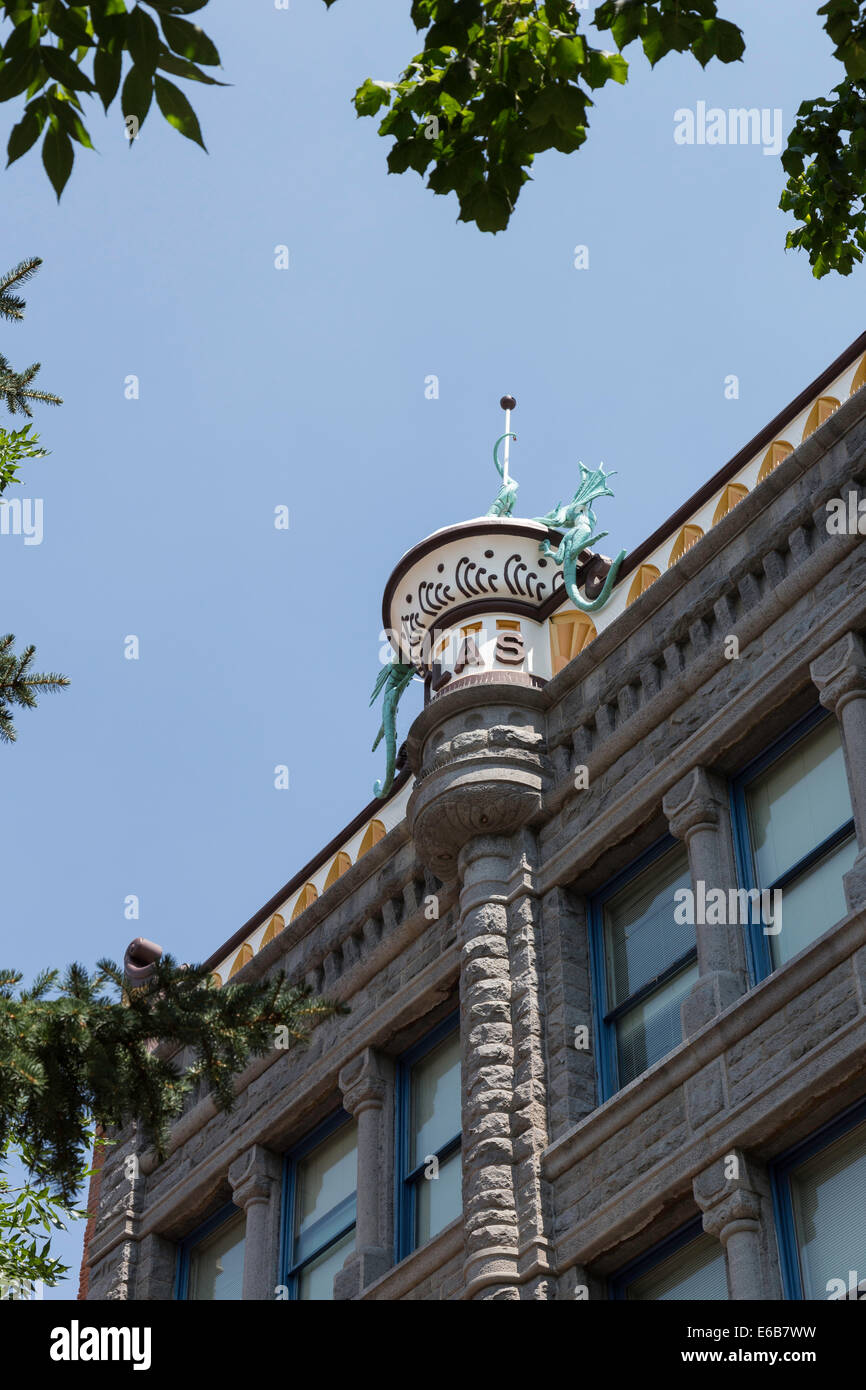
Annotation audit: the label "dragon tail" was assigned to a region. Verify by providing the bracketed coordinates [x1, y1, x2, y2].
[562, 549, 627, 613]
[373, 690, 398, 798]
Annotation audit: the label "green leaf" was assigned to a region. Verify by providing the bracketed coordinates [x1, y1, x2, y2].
[93, 43, 122, 110]
[158, 13, 220, 65]
[609, 3, 646, 50]
[153, 73, 205, 148]
[355, 78, 394, 117]
[551, 35, 586, 79]
[714, 19, 746, 63]
[41, 123, 74, 199]
[0, 50, 42, 103]
[127, 6, 160, 73]
[40, 47, 94, 92]
[53, 99, 94, 149]
[121, 63, 153, 126]
[4, 15, 40, 61]
[157, 47, 227, 85]
[586, 48, 628, 88]
[549, 85, 588, 131]
[458, 181, 512, 233]
[47, 7, 94, 49]
[842, 37, 866, 79]
[6, 104, 45, 167]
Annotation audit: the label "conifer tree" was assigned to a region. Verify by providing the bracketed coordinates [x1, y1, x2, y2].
[0, 955, 342, 1202]
[0, 635, 69, 743]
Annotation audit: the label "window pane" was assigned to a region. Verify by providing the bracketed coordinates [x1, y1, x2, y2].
[295, 1123, 356, 1238]
[415, 1148, 462, 1246]
[769, 834, 857, 967]
[626, 1233, 728, 1301]
[616, 960, 698, 1087]
[297, 1228, 355, 1301]
[747, 720, 852, 885]
[791, 1120, 866, 1300]
[603, 847, 693, 1009]
[188, 1212, 245, 1300]
[410, 1030, 460, 1167]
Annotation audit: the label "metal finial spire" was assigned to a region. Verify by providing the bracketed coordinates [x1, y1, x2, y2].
[487, 394, 518, 517]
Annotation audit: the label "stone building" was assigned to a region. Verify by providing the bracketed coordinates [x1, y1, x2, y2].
[82, 333, 866, 1301]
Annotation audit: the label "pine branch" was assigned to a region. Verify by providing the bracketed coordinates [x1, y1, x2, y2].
[0, 362, 62, 416]
[0, 954, 344, 1200]
[0, 258, 43, 321]
[0, 260, 63, 416]
[0, 636, 69, 742]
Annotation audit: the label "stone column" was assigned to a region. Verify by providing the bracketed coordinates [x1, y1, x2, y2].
[810, 630, 866, 910]
[406, 682, 551, 1300]
[227, 1144, 282, 1301]
[693, 1150, 780, 1300]
[663, 766, 749, 1037]
[334, 1047, 392, 1298]
[458, 835, 521, 1299]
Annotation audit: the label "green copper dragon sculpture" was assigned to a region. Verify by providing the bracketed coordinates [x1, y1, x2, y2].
[370, 660, 415, 798]
[534, 462, 627, 613]
[486, 431, 518, 517]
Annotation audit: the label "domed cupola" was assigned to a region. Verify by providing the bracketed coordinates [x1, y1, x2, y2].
[370, 397, 626, 799]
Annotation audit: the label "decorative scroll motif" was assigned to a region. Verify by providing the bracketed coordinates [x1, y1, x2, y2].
[534, 462, 626, 614]
[503, 551, 545, 598]
[417, 579, 454, 615]
[455, 556, 499, 597]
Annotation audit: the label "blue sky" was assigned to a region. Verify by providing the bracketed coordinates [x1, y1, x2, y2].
[1, 0, 860, 1296]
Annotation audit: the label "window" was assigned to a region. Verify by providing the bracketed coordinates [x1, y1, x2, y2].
[611, 1219, 728, 1300]
[732, 710, 856, 978]
[177, 1204, 245, 1300]
[281, 1113, 357, 1299]
[590, 841, 695, 1099]
[772, 1100, 866, 1300]
[396, 1016, 461, 1259]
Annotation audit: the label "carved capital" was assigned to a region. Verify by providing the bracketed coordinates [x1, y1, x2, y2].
[406, 686, 549, 879]
[227, 1144, 280, 1209]
[662, 766, 727, 843]
[693, 1149, 762, 1242]
[810, 631, 866, 715]
[700, 1188, 762, 1243]
[338, 1048, 387, 1116]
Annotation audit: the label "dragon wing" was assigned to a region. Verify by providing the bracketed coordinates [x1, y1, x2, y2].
[569, 461, 617, 510]
[370, 664, 393, 706]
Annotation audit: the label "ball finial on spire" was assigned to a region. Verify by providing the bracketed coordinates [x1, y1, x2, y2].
[500, 394, 517, 411]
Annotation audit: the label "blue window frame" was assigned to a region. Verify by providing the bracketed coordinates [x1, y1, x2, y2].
[175, 1202, 245, 1300]
[610, 1216, 729, 1300]
[588, 837, 695, 1101]
[395, 1013, 461, 1262]
[280, 1109, 357, 1300]
[771, 1097, 866, 1301]
[731, 707, 856, 983]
